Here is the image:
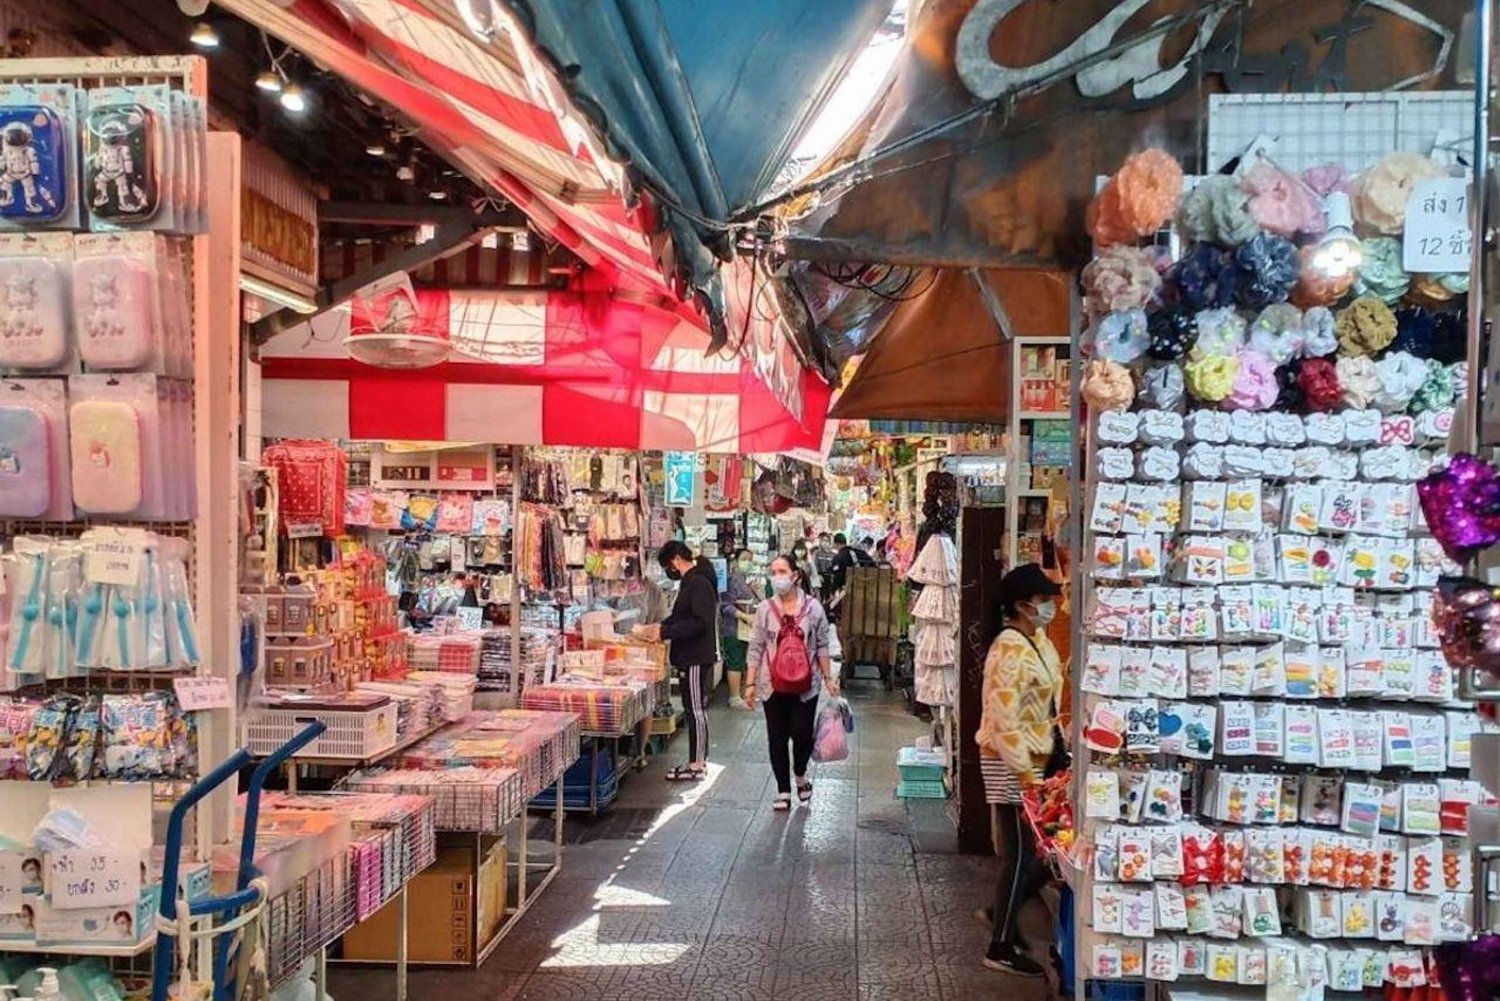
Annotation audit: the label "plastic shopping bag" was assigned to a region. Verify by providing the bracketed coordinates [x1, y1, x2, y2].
[812, 697, 852, 763]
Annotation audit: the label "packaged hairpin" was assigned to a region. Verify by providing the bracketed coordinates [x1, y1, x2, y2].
[0, 83, 80, 229]
[83, 86, 175, 231]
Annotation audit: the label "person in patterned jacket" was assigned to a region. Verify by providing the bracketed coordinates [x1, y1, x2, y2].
[975, 563, 1065, 978]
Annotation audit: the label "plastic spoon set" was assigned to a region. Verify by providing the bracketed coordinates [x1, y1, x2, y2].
[2, 530, 199, 688]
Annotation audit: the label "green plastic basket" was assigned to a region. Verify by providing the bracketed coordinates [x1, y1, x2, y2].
[896, 779, 948, 799]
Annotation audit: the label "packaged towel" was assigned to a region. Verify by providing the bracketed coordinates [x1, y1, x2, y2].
[1186, 410, 1231, 444]
[1138, 410, 1185, 445]
[1263, 413, 1306, 447]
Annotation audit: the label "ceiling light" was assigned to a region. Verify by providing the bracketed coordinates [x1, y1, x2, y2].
[428, 190, 447, 201]
[239, 275, 317, 314]
[365, 142, 386, 157]
[189, 23, 219, 49]
[395, 165, 415, 182]
[279, 82, 308, 114]
[254, 71, 283, 93]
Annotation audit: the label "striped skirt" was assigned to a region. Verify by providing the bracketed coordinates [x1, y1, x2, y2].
[980, 756, 1024, 805]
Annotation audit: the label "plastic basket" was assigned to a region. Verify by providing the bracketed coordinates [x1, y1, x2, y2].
[896, 779, 948, 799]
[896, 746, 946, 783]
[245, 702, 399, 760]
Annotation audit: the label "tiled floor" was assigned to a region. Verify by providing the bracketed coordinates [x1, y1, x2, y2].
[330, 682, 1058, 1001]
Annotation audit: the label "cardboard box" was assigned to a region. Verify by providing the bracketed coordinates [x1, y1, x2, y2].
[340, 839, 504, 965]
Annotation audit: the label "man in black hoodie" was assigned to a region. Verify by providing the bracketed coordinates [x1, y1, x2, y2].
[648, 540, 719, 780]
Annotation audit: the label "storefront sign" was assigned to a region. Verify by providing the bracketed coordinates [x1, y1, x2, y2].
[1403, 177, 1472, 273]
[664, 451, 697, 506]
[435, 447, 496, 490]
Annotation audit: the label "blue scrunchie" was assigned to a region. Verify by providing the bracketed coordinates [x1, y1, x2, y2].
[1232, 233, 1300, 309]
[1391, 307, 1436, 358]
[1093, 309, 1150, 363]
[1172, 243, 1237, 310]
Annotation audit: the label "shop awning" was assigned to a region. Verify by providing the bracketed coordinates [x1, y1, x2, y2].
[260, 286, 831, 454]
[218, 0, 671, 295]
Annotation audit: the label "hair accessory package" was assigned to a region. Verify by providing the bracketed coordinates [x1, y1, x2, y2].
[68, 374, 160, 518]
[0, 232, 75, 372]
[0, 378, 72, 520]
[0, 83, 80, 229]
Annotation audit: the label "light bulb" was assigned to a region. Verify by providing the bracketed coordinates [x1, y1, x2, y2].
[254, 71, 282, 93]
[279, 83, 308, 114]
[428, 190, 447, 201]
[365, 143, 386, 157]
[1310, 192, 1363, 279]
[189, 23, 219, 49]
[395, 165, 415, 182]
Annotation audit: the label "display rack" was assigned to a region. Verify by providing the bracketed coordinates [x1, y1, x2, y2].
[1006, 332, 1075, 570]
[0, 56, 241, 972]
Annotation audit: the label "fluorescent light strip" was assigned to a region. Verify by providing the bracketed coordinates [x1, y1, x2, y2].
[239, 274, 318, 314]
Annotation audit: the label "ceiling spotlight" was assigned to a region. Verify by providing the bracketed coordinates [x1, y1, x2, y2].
[279, 82, 308, 114]
[428, 190, 448, 201]
[189, 22, 219, 49]
[395, 165, 415, 182]
[254, 70, 283, 93]
[365, 142, 386, 157]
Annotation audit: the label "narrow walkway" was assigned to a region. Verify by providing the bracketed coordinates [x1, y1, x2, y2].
[332, 683, 1055, 1001]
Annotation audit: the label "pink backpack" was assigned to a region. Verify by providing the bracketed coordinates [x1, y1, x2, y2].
[770, 610, 812, 695]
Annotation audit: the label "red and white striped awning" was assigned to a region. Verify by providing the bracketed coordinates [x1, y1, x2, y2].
[260, 287, 831, 456]
[219, 0, 671, 295]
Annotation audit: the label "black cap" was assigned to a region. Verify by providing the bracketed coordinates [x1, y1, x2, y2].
[999, 563, 1062, 606]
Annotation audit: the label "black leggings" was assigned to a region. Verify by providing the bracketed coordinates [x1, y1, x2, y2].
[991, 804, 1049, 949]
[680, 663, 712, 765]
[763, 693, 817, 794]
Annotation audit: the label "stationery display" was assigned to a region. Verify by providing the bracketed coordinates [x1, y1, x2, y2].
[396, 708, 581, 800]
[343, 766, 524, 834]
[1077, 145, 1487, 986]
[518, 676, 649, 736]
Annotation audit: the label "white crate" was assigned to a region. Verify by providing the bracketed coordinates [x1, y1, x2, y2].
[244, 702, 400, 760]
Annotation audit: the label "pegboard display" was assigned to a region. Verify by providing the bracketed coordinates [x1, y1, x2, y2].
[1207, 92, 1473, 175]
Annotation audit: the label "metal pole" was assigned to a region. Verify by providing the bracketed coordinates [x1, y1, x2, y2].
[395, 886, 408, 1001]
[1464, 0, 1493, 452]
[511, 446, 523, 682]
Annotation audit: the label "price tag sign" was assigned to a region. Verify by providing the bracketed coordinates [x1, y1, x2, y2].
[46, 850, 141, 910]
[84, 528, 148, 586]
[0, 852, 25, 914]
[286, 521, 324, 539]
[1403, 176, 1472, 273]
[455, 607, 484, 631]
[173, 676, 232, 711]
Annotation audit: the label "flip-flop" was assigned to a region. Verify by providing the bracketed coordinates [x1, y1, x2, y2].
[665, 765, 706, 782]
[772, 794, 791, 812]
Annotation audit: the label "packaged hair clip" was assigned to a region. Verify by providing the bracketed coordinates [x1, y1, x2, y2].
[72, 233, 163, 372]
[0, 83, 80, 229]
[83, 86, 176, 232]
[0, 378, 74, 520]
[0, 232, 78, 373]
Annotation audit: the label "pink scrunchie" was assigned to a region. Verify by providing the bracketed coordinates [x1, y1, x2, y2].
[1082, 245, 1161, 314]
[1226, 349, 1279, 411]
[1081, 359, 1135, 413]
[1242, 164, 1325, 238]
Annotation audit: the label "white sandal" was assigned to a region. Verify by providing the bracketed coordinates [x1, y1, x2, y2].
[772, 793, 791, 812]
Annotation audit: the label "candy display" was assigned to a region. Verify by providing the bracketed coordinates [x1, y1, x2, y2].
[1077, 144, 1487, 987]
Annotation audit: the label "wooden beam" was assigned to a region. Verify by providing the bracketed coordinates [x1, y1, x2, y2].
[248, 220, 484, 345]
[318, 201, 528, 227]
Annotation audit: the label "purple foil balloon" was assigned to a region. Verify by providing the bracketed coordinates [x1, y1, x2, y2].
[1418, 453, 1500, 563]
[1436, 936, 1500, 1001]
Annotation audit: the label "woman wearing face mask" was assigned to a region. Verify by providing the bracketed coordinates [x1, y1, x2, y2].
[975, 563, 1066, 978]
[745, 554, 836, 811]
[720, 548, 760, 710]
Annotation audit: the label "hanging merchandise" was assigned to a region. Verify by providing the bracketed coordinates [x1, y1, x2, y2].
[262, 438, 349, 538]
[0, 83, 79, 229]
[1074, 143, 1494, 986]
[0, 232, 73, 370]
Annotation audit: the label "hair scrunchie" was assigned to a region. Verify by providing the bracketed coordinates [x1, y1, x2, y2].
[1336, 355, 1381, 409]
[1249, 303, 1305, 364]
[1185, 353, 1241, 403]
[1300, 306, 1338, 358]
[1081, 359, 1136, 412]
[1243, 163, 1326, 238]
[1411, 358, 1456, 413]
[1083, 245, 1162, 314]
[1093, 309, 1150, 363]
[1290, 246, 1356, 308]
[1410, 272, 1469, 306]
[1373, 350, 1429, 413]
[1298, 357, 1342, 412]
[1275, 359, 1305, 411]
[1147, 307, 1198, 360]
[1088, 148, 1185, 246]
[1192, 307, 1247, 359]
[1353, 237, 1411, 304]
[1450, 360, 1470, 400]
[1177, 175, 1260, 246]
[1226, 349, 1279, 411]
[1172, 243, 1237, 309]
[1351, 152, 1444, 234]
[1432, 310, 1468, 364]
[1140, 363, 1185, 410]
[1231, 233, 1300, 309]
[1391, 307, 1436, 358]
[1302, 162, 1351, 197]
[1335, 296, 1397, 356]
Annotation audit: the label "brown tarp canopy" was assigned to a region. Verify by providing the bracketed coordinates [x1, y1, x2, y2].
[831, 268, 1072, 421]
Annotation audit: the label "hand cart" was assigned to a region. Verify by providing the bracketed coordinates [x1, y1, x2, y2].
[151, 721, 327, 1001]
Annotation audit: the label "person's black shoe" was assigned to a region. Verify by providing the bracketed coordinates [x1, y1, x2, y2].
[982, 942, 1045, 977]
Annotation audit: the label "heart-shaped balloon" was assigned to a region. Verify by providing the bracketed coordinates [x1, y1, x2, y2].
[1158, 710, 1184, 737]
[1436, 936, 1500, 1001]
[1418, 453, 1500, 563]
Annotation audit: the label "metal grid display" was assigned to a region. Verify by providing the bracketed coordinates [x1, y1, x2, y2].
[343, 768, 525, 834]
[1206, 91, 1473, 173]
[265, 854, 357, 988]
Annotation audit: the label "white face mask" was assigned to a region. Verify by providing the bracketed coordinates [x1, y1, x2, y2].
[1029, 599, 1057, 627]
[770, 575, 794, 595]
